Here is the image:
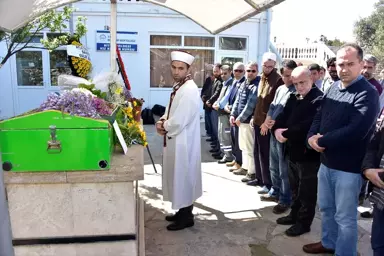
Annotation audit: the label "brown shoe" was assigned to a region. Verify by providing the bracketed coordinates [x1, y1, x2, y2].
[233, 168, 247, 176]
[303, 242, 335, 254]
[260, 194, 279, 202]
[229, 163, 241, 172]
[226, 160, 235, 167]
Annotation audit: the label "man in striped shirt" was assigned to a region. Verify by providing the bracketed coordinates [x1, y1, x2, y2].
[230, 61, 260, 180]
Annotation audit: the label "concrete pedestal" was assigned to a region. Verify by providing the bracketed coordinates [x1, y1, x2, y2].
[4, 145, 145, 256]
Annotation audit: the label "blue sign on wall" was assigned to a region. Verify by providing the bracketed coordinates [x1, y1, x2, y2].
[96, 30, 138, 52]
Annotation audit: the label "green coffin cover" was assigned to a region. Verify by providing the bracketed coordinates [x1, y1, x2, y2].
[0, 110, 113, 172]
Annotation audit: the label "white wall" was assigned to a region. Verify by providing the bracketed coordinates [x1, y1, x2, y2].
[75, 1, 270, 111]
[0, 1, 271, 118]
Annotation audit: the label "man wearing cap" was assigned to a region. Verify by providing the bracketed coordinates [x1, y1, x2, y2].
[156, 50, 203, 231]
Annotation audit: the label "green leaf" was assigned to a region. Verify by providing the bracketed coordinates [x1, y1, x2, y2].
[354, 1, 384, 66]
[1, 7, 88, 66]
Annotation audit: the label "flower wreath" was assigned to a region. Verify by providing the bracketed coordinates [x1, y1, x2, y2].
[67, 39, 92, 78]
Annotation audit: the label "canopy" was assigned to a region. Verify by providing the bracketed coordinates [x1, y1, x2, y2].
[0, 0, 284, 34]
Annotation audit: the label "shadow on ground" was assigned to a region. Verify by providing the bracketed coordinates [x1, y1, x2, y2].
[141, 123, 373, 256]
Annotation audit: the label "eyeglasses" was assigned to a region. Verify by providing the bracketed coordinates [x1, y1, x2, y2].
[234, 69, 244, 73]
[246, 70, 257, 73]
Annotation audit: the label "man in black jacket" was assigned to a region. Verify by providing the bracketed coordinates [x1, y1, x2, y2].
[206, 63, 223, 154]
[272, 66, 323, 237]
[361, 108, 384, 255]
[201, 65, 214, 138]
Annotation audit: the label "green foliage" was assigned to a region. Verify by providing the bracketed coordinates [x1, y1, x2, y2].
[354, 0, 384, 65]
[318, 34, 345, 47]
[0, 6, 87, 67]
[78, 83, 107, 99]
[113, 107, 147, 147]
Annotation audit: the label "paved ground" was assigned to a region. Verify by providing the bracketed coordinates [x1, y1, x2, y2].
[141, 123, 374, 256]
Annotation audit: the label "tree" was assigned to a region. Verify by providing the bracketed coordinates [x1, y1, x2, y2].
[0, 6, 87, 68]
[354, 0, 384, 65]
[318, 35, 345, 47]
[326, 38, 345, 47]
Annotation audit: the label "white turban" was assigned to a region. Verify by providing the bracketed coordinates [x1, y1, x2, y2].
[171, 51, 195, 65]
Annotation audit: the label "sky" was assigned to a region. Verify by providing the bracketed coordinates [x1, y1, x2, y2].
[270, 0, 378, 44]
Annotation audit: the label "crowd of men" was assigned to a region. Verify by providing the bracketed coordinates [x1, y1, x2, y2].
[199, 44, 384, 255]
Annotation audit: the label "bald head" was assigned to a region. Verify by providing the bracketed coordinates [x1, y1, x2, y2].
[291, 66, 313, 97]
[291, 66, 311, 79]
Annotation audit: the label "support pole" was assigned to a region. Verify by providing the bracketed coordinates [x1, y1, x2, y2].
[0, 168, 14, 256]
[110, 0, 117, 72]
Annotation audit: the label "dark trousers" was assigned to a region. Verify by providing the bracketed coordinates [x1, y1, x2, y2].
[254, 125, 271, 186]
[372, 206, 384, 255]
[231, 125, 242, 165]
[360, 180, 368, 199]
[204, 109, 213, 136]
[288, 160, 320, 228]
[210, 110, 220, 148]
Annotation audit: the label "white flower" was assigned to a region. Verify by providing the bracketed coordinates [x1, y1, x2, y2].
[71, 88, 96, 98]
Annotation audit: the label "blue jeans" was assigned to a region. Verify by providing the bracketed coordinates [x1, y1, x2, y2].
[318, 164, 362, 256]
[372, 206, 384, 255]
[269, 135, 291, 205]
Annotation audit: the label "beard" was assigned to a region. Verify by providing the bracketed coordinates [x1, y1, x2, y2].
[362, 72, 372, 79]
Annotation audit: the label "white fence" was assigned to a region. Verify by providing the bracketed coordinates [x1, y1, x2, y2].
[274, 43, 336, 67]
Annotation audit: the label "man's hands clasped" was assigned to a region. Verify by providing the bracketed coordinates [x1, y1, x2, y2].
[308, 134, 325, 152]
[156, 120, 167, 136]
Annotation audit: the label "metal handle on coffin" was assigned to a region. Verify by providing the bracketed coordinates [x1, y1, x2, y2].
[47, 125, 62, 153]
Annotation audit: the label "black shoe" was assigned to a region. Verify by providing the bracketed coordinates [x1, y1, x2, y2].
[165, 212, 179, 222]
[241, 173, 256, 182]
[210, 148, 220, 153]
[361, 210, 373, 218]
[273, 204, 289, 214]
[285, 223, 310, 237]
[166, 219, 194, 231]
[276, 214, 296, 225]
[246, 179, 263, 187]
[166, 205, 194, 231]
[206, 138, 214, 142]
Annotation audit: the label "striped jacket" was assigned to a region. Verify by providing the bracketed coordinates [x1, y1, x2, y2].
[231, 76, 260, 123]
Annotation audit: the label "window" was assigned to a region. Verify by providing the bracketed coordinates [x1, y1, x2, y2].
[150, 35, 181, 46]
[150, 35, 215, 88]
[184, 36, 215, 47]
[16, 51, 43, 86]
[13, 34, 43, 44]
[47, 33, 68, 40]
[49, 50, 72, 86]
[219, 37, 247, 50]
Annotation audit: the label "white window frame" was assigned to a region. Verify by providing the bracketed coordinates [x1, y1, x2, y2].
[149, 33, 216, 91]
[217, 35, 248, 52]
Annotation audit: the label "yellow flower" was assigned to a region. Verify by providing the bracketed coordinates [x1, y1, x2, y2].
[115, 87, 123, 94]
[143, 142, 148, 147]
[133, 101, 137, 107]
